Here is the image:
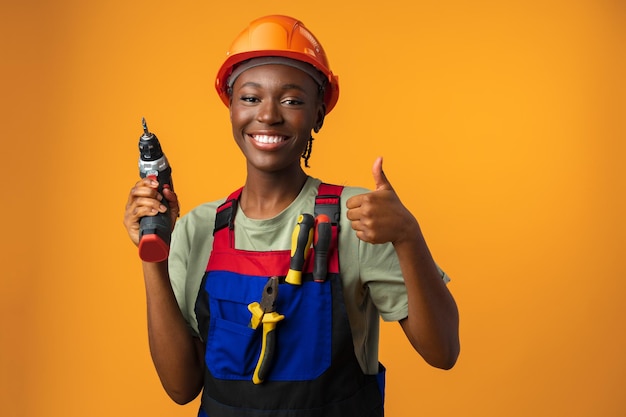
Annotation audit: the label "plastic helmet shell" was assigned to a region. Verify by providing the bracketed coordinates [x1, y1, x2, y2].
[215, 15, 340, 114]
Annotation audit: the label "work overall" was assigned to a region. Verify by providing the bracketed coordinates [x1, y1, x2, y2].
[195, 183, 385, 417]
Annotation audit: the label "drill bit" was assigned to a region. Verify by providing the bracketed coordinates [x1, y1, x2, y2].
[142, 117, 151, 136]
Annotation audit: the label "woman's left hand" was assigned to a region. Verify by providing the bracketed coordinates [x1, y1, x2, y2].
[346, 157, 420, 245]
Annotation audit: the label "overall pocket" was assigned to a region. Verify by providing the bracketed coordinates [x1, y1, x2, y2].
[203, 271, 332, 381]
[270, 279, 332, 380]
[203, 271, 263, 379]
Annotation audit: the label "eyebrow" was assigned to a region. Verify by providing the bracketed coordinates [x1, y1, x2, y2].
[281, 83, 309, 93]
[238, 81, 311, 94]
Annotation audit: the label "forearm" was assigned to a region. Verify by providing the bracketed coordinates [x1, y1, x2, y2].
[143, 261, 204, 404]
[394, 221, 460, 370]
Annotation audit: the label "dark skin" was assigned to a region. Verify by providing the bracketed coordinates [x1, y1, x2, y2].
[227, 64, 326, 218]
[347, 157, 460, 368]
[124, 64, 459, 404]
[124, 180, 203, 404]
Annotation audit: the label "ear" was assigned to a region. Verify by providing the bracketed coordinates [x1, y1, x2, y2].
[314, 104, 326, 133]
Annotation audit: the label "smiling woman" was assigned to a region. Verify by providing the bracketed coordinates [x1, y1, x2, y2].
[229, 64, 325, 182]
[122, 14, 459, 417]
[4, 2, 624, 416]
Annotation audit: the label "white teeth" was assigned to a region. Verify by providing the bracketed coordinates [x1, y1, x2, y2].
[252, 135, 285, 144]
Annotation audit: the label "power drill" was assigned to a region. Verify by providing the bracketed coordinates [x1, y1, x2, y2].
[137, 118, 174, 262]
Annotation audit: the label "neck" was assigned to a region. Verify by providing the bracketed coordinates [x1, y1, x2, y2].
[240, 167, 308, 219]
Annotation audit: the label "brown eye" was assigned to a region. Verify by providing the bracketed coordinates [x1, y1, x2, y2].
[281, 98, 304, 106]
[240, 95, 259, 103]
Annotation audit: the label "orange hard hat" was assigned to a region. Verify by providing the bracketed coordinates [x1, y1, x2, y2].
[215, 15, 340, 114]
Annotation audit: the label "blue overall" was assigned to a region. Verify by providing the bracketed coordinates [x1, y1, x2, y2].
[195, 183, 385, 417]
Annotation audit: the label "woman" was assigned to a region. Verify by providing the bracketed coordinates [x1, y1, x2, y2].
[124, 15, 459, 417]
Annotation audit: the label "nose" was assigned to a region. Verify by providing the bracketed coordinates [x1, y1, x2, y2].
[256, 99, 283, 125]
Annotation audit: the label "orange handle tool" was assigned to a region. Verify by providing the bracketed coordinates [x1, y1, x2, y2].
[313, 214, 332, 282]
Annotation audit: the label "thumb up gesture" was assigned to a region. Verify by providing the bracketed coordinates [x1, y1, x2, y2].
[346, 157, 419, 245]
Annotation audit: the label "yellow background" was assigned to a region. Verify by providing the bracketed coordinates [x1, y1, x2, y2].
[1, 0, 624, 416]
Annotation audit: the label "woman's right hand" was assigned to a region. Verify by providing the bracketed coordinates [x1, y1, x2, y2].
[123, 178, 180, 247]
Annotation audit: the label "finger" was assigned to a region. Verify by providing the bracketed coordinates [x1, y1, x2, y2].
[345, 194, 363, 210]
[346, 207, 360, 222]
[349, 219, 364, 233]
[136, 177, 160, 192]
[123, 202, 161, 243]
[162, 186, 177, 203]
[124, 179, 164, 246]
[163, 187, 181, 218]
[127, 182, 162, 206]
[353, 228, 373, 244]
[132, 197, 166, 216]
[372, 156, 393, 191]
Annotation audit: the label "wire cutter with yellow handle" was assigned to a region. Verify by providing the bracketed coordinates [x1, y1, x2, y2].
[248, 276, 285, 384]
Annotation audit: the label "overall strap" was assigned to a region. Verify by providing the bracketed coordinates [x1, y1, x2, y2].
[212, 183, 343, 249]
[212, 187, 242, 247]
[315, 183, 343, 228]
[313, 183, 343, 275]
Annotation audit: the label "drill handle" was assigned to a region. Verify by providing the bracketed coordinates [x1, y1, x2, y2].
[138, 169, 174, 262]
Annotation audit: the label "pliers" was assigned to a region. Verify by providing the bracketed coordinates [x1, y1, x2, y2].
[248, 276, 285, 384]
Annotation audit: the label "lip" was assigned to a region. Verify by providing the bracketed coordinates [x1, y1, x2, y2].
[247, 132, 290, 151]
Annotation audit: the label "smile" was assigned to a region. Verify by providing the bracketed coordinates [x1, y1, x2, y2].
[251, 134, 287, 144]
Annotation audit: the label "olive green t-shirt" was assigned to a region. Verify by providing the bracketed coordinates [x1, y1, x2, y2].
[168, 176, 448, 374]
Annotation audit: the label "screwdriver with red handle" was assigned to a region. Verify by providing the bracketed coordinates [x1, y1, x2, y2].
[313, 214, 332, 283]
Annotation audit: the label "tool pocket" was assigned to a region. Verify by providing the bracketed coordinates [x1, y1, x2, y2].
[202, 271, 266, 379]
[269, 277, 332, 380]
[200, 271, 333, 382]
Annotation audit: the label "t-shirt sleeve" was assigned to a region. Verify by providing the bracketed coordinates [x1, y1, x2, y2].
[340, 186, 450, 323]
[359, 242, 450, 322]
[168, 214, 199, 336]
[358, 241, 409, 322]
[168, 202, 220, 338]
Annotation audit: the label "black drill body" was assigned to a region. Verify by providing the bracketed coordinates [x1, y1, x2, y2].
[138, 118, 173, 262]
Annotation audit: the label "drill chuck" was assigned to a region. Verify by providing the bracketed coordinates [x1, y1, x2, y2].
[137, 118, 174, 262]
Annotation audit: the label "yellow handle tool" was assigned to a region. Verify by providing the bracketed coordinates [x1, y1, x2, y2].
[285, 214, 315, 285]
[248, 276, 284, 384]
[252, 311, 285, 384]
[248, 302, 265, 330]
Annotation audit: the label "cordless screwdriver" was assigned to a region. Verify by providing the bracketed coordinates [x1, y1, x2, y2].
[137, 118, 174, 262]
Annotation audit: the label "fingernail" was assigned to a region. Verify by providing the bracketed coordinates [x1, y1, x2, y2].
[159, 204, 167, 212]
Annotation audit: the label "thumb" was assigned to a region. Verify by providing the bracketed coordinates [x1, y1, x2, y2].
[372, 156, 393, 191]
